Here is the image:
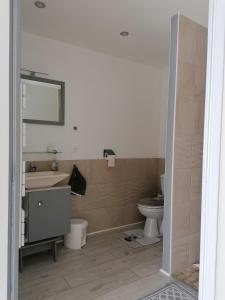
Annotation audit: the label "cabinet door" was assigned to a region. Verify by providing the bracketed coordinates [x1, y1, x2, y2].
[28, 189, 71, 242]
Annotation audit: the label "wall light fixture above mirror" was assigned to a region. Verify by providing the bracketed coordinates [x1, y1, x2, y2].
[21, 75, 65, 125]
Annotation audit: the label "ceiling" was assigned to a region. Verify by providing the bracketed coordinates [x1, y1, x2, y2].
[21, 0, 209, 67]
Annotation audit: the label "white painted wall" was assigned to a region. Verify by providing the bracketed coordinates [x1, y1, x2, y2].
[0, 2, 10, 299]
[22, 32, 167, 160]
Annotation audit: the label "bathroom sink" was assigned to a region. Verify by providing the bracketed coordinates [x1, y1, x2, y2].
[25, 171, 70, 189]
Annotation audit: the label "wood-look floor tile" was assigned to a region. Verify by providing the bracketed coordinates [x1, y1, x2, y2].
[19, 277, 70, 300]
[19, 226, 164, 300]
[45, 270, 139, 300]
[92, 272, 171, 300]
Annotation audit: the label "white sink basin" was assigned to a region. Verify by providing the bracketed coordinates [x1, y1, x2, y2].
[25, 171, 70, 189]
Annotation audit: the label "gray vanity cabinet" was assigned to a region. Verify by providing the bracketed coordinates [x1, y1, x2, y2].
[24, 187, 71, 243]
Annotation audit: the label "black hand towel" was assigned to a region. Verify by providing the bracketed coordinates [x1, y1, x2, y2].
[69, 165, 87, 196]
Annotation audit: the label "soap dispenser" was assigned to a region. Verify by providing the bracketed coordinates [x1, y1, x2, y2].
[51, 160, 58, 171]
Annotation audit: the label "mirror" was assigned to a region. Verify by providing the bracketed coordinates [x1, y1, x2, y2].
[21, 75, 65, 125]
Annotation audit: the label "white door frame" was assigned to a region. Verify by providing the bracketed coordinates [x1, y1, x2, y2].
[0, 1, 11, 299]
[215, 65, 225, 299]
[0, 1, 21, 300]
[10, 0, 21, 299]
[199, 0, 225, 299]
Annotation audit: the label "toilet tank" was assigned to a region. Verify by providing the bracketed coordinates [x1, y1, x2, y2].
[160, 174, 165, 195]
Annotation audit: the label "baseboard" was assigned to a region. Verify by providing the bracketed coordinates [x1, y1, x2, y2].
[160, 268, 171, 277]
[87, 221, 144, 236]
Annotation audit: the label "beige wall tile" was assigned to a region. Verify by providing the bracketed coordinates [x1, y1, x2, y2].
[124, 203, 144, 224]
[71, 195, 86, 218]
[98, 182, 126, 205]
[125, 159, 156, 182]
[188, 233, 201, 265]
[190, 168, 202, 200]
[105, 205, 125, 227]
[190, 168, 202, 235]
[172, 238, 190, 273]
[58, 160, 74, 174]
[177, 66, 206, 105]
[193, 100, 205, 135]
[195, 66, 207, 101]
[82, 184, 103, 210]
[178, 16, 207, 67]
[173, 168, 191, 204]
[82, 183, 126, 210]
[84, 205, 125, 233]
[177, 63, 196, 100]
[84, 208, 113, 233]
[86, 159, 127, 185]
[174, 134, 192, 169]
[26, 160, 51, 172]
[176, 99, 196, 134]
[71, 195, 85, 210]
[195, 25, 208, 67]
[172, 202, 190, 240]
[146, 159, 159, 179]
[71, 206, 85, 219]
[189, 199, 201, 236]
[176, 99, 205, 136]
[179, 17, 198, 65]
[171, 15, 207, 273]
[125, 180, 153, 204]
[191, 135, 203, 169]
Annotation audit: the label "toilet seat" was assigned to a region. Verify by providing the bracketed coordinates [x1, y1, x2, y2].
[138, 197, 164, 209]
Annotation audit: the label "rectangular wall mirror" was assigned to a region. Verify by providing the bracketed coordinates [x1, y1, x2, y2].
[21, 75, 65, 125]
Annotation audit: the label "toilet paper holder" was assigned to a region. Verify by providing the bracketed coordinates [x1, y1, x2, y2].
[103, 149, 115, 158]
[103, 149, 116, 167]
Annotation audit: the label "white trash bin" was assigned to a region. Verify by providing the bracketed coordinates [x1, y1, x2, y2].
[65, 218, 88, 250]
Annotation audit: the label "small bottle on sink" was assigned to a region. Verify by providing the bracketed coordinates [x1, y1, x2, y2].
[51, 160, 58, 171]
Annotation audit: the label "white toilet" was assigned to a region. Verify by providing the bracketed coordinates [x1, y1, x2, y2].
[137, 174, 164, 239]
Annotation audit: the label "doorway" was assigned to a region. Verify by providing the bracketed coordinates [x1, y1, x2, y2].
[3, 0, 225, 299]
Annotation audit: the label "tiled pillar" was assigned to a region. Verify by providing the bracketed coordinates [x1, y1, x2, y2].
[170, 15, 207, 273]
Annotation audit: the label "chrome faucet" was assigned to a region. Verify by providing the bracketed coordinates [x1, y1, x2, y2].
[30, 162, 37, 172]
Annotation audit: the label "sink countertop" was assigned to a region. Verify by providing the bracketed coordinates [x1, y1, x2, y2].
[25, 185, 71, 193]
[25, 171, 70, 190]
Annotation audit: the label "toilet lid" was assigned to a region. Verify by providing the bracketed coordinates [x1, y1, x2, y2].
[138, 197, 164, 208]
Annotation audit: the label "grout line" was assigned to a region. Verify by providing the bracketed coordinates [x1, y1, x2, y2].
[62, 277, 73, 290]
[160, 268, 171, 277]
[63, 276, 72, 290]
[87, 222, 144, 236]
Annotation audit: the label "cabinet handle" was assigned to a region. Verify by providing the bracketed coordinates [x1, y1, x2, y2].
[38, 201, 43, 207]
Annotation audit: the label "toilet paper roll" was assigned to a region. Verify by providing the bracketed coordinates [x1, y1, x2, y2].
[106, 155, 116, 167]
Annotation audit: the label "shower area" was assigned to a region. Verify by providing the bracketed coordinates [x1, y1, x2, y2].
[164, 14, 207, 290]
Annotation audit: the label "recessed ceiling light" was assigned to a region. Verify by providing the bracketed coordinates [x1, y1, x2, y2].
[120, 31, 129, 37]
[34, 1, 46, 8]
